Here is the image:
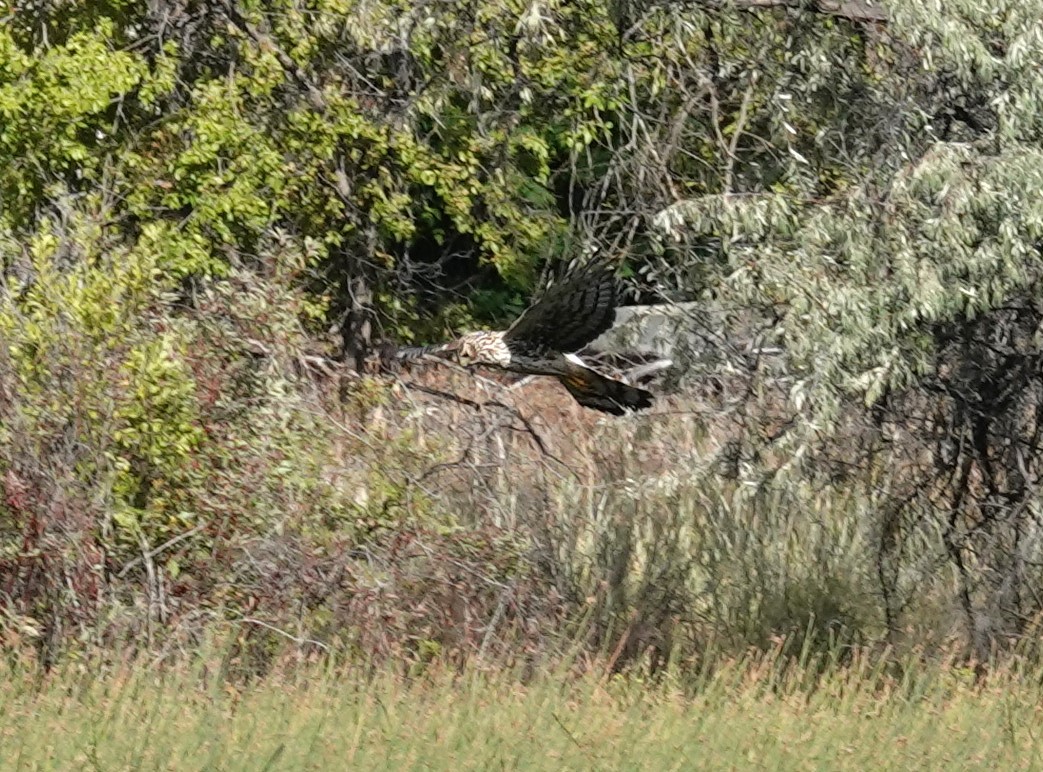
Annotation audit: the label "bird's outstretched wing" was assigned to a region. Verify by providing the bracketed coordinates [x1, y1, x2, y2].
[557, 359, 653, 415]
[503, 260, 619, 354]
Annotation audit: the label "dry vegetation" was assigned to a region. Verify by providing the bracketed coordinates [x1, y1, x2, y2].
[2, 645, 1040, 770]
[7, 10, 1043, 762]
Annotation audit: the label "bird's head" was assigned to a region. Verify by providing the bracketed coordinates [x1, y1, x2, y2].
[445, 334, 480, 367]
[443, 332, 508, 368]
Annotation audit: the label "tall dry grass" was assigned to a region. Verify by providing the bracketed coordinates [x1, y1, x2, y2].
[1, 642, 1039, 770]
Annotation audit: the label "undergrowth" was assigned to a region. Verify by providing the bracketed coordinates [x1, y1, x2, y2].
[0, 641, 1038, 770]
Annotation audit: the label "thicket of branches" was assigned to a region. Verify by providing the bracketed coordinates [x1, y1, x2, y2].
[4, 0, 1043, 672]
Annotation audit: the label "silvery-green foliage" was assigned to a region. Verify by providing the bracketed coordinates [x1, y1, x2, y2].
[646, 1, 1043, 650]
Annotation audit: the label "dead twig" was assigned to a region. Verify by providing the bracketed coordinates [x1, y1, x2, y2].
[399, 382, 575, 475]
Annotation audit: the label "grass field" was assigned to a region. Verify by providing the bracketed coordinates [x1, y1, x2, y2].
[1, 648, 1041, 771]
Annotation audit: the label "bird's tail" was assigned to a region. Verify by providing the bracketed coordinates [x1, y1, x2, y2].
[395, 343, 449, 361]
[557, 364, 653, 415]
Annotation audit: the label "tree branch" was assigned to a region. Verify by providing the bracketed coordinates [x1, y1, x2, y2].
[401, 382, 574, 473]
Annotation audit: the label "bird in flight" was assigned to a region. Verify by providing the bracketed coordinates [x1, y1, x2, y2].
[396, 260, 654, 415]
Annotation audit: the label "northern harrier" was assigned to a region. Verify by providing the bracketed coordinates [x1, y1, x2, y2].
[396, 261, 654, 415]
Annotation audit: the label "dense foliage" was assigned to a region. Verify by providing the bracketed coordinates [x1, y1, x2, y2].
[3, 0, 1043, 670]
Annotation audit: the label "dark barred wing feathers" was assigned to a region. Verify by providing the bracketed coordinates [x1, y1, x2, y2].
[503, 260, 619, 355]
[559, 362, 653, 415]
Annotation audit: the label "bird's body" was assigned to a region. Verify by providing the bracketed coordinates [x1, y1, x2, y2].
[396, 261, 654, 415]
